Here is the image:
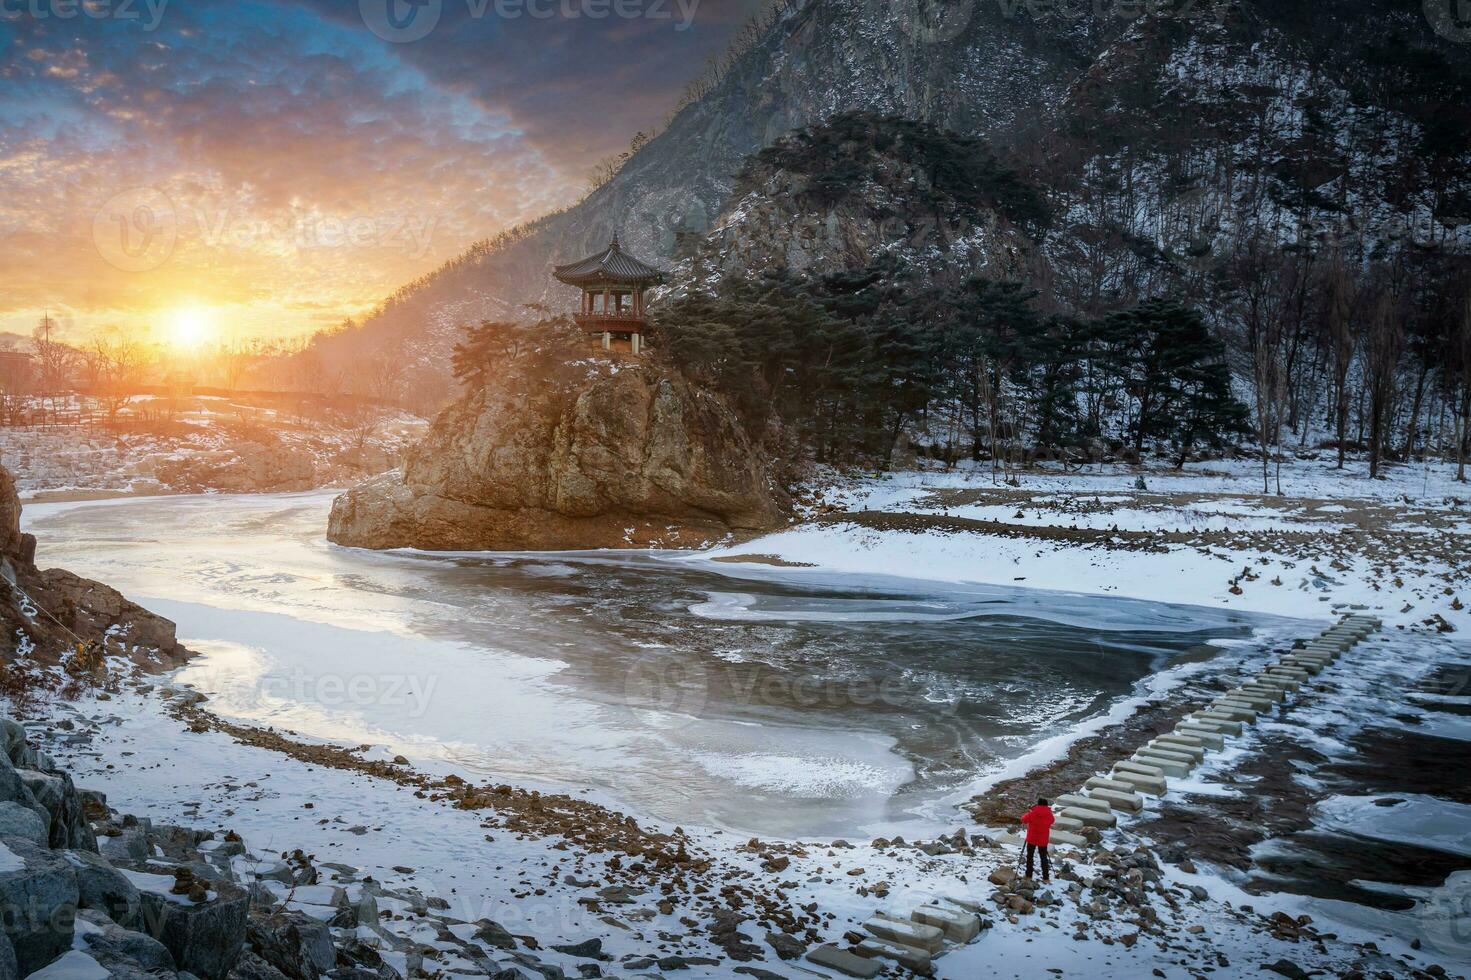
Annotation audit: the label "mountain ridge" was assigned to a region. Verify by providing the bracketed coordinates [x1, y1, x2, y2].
[314, 0, 1471, 406]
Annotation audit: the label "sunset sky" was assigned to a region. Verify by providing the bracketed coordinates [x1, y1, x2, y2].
[0, 0, 758, 349]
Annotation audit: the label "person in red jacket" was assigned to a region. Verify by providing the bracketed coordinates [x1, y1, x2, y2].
[1020, 798, 1054, 883]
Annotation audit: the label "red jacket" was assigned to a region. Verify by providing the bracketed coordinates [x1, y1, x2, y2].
[1021, 804, 1054, 846]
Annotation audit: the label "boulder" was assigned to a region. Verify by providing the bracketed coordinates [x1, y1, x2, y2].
[75, 909, 177, 976]
[99, 829, 150, 865]
[231, 949, 294, 980]
[135, 876, 249, 980]
[328, 362, 785, 552]
[65, 851, 142, 929]
[0, 835, 79, 975]
[16, 769, 92, 851]
[0, 804, 46, 847]
[244, 910, 336, 980]
[0, 725, 29, 772]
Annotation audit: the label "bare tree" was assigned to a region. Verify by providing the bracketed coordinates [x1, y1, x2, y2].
[90, 327, 150, 424]
[1453, 294, 1471, 483]
[1363, 280, 1404, 479]
[33, 313, 78, 423]
[1322, 253, 1358, 469]
[216, 341, 255, 392]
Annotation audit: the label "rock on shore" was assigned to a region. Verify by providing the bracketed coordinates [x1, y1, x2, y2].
[1, 463, 184, 668]
[328, 360, 785, 551]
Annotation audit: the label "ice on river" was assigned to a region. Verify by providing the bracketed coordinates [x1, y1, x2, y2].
[25, 492, 1270, 838]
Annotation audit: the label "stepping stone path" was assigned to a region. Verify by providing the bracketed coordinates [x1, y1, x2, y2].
[811, 615, 1381, 977]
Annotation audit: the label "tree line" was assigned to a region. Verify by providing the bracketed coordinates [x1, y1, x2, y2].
[646, 266, 1251, 480]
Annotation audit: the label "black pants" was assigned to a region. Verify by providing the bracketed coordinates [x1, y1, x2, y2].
[1025, 843, 1050, 879]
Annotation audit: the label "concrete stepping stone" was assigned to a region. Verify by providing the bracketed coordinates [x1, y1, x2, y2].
[1050, 829, 1088, 847]
[1219, 695, 1273, 712]
[1253, 674, 1299, 691]
[1114, 759, 1166, 778]
[1234, 686, 1284, 702]
[1265, 665, 1309, 680]
[1135, 741, 1194, 765]
[1086, 787, 1143, 812]
[1189, 712, 1245, 732]
[864, 914, 944, 953]
[912, 903, 981, 942]
[1054, 815, 1085, 833]
[1153, 735, 1207, 756]
[1104, 769, 1166, 795]
[1085, 775, 1144, 795]
[1061, 805, 1115, 828]
[1172, 724, 1226, 747]
[1207, 702, 1258, 720]
[856, 937, 930, 974]
[1141, 741, 1201, 762]
[1131, 752, 1190, 777]
[1056, 793, 1110, 812]
[938, 894, 985, 914]
[807, 944, 881, 978]
[1279, 659, 1323, 674]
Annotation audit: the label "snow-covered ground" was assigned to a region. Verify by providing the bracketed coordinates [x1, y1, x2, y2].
[0, 398, 424, 498]
[29, 624, 1470, 979]
[15, 455, 1471, 978]
[695, 456, 1471, 633]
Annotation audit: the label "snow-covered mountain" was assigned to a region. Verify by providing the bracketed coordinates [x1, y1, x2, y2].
[315, 0, 1471, 401]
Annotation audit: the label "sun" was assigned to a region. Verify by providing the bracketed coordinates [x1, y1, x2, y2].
[169, 308, 213, 350]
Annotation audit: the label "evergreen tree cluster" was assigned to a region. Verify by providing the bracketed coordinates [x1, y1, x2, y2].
[736, 112, 1049, 230]
[648, 266, 1250, 473]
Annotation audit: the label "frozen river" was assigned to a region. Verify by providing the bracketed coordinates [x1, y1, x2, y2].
[25, 491, 1262, 838]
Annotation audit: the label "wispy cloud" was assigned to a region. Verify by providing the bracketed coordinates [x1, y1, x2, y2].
[0, 0, 760, 341]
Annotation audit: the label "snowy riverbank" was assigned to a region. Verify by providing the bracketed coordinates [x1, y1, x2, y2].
[693, 457, 1471, 634]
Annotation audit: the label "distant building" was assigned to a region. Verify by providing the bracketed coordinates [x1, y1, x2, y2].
[0, 349, 34, 390]
[552, 235, 664, 355]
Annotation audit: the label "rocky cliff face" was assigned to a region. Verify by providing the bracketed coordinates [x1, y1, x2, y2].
[327, 361, 785, 551]
[0, 464, 26, 564]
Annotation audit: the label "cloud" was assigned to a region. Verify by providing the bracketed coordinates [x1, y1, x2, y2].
[0, 0, 763, 341]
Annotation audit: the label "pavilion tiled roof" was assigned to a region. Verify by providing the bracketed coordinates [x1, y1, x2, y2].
[552, 235, 664, 288]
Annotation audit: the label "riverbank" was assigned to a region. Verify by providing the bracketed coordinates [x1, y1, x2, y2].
[19, 617, 1468, 979]
[694, 457, 1471, 633]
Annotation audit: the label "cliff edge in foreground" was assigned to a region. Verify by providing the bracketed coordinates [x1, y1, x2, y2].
[327, 358, 785, 551]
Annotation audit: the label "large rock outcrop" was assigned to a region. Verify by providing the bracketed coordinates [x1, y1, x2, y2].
[328, 361, 784, 551]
